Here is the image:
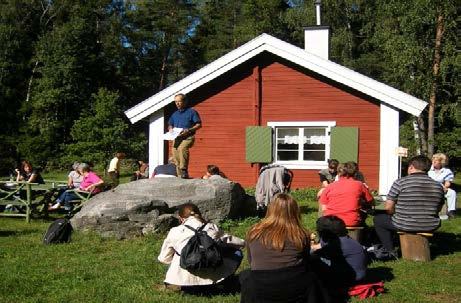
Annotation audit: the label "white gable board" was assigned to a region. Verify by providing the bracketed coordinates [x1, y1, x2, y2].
[125, 33, 427, 123]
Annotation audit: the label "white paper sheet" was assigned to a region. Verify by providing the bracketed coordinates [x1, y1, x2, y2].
[162, 128, 183, 141]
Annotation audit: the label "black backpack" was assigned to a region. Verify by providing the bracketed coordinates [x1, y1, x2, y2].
[43, 218, 73, 245]
[179, 224, 223, 270]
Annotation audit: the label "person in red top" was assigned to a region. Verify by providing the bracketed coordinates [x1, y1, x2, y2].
[319, 162, 373, 226]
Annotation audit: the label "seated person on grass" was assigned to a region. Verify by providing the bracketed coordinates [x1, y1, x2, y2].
[240, 194, 329, 303]
[373, 155, 444, 256]
[319, 162, 374, 227]
[311, 216, 367, 289]
[157, 203, 244, 292]
[49, 163, 104, 211]
[317, 159, 339, 197]
[131, 160, 149, 181]
[151, 158, 177, 178]
[15, 160, 44, 184]
[202, 165, 226, 181]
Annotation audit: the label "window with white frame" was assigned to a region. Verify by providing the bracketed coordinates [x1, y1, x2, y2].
[268, 122, 336, 168]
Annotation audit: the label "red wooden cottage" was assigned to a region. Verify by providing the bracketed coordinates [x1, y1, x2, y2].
[125, 29, 427, 195]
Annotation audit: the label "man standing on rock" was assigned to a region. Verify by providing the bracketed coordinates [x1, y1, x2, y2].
[168, 93, 201, 179]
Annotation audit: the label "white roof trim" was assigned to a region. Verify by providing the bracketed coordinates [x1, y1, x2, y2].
[125, 33, 427, 123]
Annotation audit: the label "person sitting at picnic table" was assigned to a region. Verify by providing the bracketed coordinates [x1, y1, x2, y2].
[49, 163, 104, 211]
[240, 193, 329, 303]
[15, 160, 44, 184]
[428, 153, 457, 219]
[52, 162, 84, 201]
[319, 162, 374, 226]
[202, 165, 226, 180]
[157, 203, 244, 292]
[131, 160, 149, 181]
[67, 161, 83, 189]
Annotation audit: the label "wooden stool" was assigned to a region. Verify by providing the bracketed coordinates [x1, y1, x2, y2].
[398, 232, 433, 262]
[346, 226, 364, 242]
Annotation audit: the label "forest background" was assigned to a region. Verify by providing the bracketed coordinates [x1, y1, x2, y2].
[0, 0, 459, 174]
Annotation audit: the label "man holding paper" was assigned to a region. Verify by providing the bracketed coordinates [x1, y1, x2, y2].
[168, 93, 202, 178]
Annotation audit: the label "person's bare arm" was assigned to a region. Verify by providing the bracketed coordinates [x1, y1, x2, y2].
[384, 199, 396, 214]
[321, 180, 329, 188]
[15, 169, 22, 182]
[181, 122, 202, 136]
[443, 180, 451, 192]
[84, 180, 104, 192]
[67, 175, 74, 188]
[27, 174, 37, 183]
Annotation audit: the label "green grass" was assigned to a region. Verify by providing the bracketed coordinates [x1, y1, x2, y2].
[1, 187, 460, 302]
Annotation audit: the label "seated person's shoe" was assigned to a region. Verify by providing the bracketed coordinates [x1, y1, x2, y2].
[447, 211, 456, 219]
[48, 202, 61, 211]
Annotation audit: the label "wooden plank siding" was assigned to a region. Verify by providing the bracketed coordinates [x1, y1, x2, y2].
[260, 57, 380, 190]
[166, 54, 380, 190]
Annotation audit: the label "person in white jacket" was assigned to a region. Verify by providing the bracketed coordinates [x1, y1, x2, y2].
[157, 203, 245, 290]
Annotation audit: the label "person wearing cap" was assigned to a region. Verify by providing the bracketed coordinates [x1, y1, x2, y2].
[168, 93, 202, 179]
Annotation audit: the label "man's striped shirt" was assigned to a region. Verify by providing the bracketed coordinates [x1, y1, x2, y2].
[387, 172, 444, 232]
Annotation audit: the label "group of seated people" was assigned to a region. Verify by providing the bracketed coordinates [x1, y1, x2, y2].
[157, 153, 456, 301]
[158, 194, 368, 302]
[48, 162, 104, 211]
[149, 158, 226, 181]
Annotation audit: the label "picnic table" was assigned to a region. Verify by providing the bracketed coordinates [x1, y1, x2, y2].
[0, 180, 66, 222]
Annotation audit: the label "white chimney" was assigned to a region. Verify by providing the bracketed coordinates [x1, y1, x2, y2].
[304, 0, 330, 60]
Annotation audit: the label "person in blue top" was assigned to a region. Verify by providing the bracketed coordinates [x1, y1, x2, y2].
[168, 93, 202, 178]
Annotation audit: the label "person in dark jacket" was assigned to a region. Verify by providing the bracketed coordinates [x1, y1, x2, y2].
[311, 216, 367, 288]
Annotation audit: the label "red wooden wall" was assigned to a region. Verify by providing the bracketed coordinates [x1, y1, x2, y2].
[167, 54, 380, 190]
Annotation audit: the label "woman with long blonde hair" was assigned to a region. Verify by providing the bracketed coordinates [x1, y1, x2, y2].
[240, 193, 329, 303]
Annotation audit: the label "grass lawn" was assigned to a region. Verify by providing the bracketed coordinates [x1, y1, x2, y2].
[1, 181, 460, 302]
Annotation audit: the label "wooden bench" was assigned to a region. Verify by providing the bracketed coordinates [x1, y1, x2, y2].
[346, 226, 364, 242]
[398, 232, 433, 262]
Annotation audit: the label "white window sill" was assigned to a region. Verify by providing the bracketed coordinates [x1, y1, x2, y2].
[274, 162, 328, 170]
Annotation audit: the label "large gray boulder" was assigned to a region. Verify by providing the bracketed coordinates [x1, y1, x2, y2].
[71, 177, 255, 239]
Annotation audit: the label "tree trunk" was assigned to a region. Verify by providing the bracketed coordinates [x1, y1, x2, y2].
[427, 12, 445, 157]
[158, 47, 170, 91]
[417, 116, 428, 155]
[412, 119, 421, 155]
[25, 61, 39, 102]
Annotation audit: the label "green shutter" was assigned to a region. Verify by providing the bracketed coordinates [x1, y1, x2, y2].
[246, 126, 272, 163]
[330, 127, 359, 162]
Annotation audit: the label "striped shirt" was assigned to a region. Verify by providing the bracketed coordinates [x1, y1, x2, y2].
[387, 172, 444, 232]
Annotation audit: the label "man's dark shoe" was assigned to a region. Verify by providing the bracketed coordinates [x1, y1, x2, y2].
[181, 169, 189, 179]
[447, 211, 456, 219]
